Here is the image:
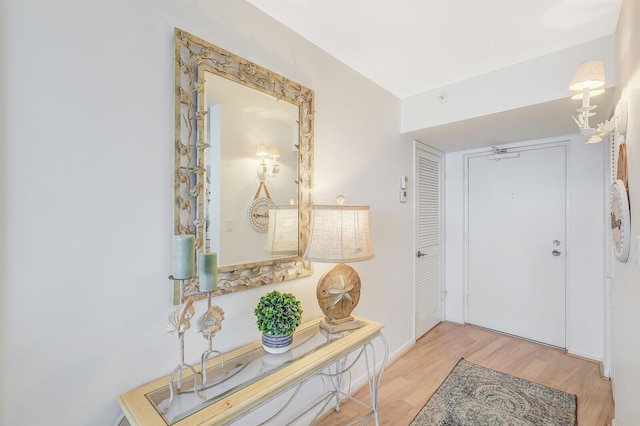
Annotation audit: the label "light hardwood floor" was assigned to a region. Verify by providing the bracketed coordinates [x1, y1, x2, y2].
[318, 322, 614, 425]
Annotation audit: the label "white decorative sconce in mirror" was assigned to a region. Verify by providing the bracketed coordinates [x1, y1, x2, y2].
[257, 144, 280, 181]
[569, 60, 618, 144]
[173, 28, 314, 305]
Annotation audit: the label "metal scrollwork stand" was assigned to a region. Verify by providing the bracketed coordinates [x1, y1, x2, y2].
[196, 292, 225, 388]
[163, 277, 206, 413]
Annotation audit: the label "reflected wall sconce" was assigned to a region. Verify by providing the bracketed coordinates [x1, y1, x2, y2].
[257, 144, 280, 180]
[569, 60, 614, 144]
[304, 195, 374, 333]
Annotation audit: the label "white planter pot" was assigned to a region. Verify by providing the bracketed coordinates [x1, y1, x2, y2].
[261, 333, 293, 354]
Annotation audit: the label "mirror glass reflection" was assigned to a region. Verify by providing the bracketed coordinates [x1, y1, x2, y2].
[204, 70, 300, 267]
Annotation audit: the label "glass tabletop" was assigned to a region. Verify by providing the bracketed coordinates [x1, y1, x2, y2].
[147, 322, 365, 424]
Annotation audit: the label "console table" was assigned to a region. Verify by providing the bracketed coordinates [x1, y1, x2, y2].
[118, 316, 388, 425]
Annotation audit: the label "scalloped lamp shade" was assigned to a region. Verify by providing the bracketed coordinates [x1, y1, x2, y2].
[569, 60, 606, 92]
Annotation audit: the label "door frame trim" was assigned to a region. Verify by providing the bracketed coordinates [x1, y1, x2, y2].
[462, 139, 571, 349]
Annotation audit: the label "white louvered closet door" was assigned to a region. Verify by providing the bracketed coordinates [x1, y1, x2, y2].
[415, 145, 443, 338]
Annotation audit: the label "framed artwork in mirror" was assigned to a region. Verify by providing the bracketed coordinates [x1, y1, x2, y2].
[174, 28, 314, 304]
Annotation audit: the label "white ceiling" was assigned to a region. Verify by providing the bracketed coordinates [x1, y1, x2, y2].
[246, 0, 622, 151]
[246, 0, 622, 98]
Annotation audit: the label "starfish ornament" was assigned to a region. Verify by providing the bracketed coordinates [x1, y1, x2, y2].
[326, 275, 355, 310]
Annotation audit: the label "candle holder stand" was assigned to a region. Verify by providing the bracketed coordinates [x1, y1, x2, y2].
[164, 278, 205, 413]
[196, 292, 225, 388]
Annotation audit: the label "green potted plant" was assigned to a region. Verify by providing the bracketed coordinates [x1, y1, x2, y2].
[254, 290, 303, 354]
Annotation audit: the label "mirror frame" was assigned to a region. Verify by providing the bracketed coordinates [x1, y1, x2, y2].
[173, 28, 314, 304]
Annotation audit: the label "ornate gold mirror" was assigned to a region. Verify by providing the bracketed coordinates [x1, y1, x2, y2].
[174, 28, 313, 304]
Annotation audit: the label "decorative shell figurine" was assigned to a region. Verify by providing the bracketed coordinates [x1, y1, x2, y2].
[167, 298, 195, 335]
[195, 305, 225, 340]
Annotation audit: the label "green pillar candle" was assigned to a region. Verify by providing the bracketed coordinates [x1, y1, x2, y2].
[199, 252, 217, 292]
[172, 235, 195, 279]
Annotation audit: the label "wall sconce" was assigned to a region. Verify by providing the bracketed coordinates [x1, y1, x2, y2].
[569, 60, 614, 144]
[304, 195, 374, 333]
[257, 144, 280, 180]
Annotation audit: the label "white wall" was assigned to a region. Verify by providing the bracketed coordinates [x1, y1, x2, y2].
[401, 36, 616, 133]
[610, 0, 640, 423]
[444, 134, 606, 360]
[0, 1, 413, 424]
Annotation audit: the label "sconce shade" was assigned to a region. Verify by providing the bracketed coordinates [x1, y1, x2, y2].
[570, 88, 605, 100]
[304, 205, 374, 263]
[256, 144, 268, 157]
[266, 205, 298, 255]
[569, 59, 614, 143]
[268, 146, 280, 158]
[569, 60, 606, 91]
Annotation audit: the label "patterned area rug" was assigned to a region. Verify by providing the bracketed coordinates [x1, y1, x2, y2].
[410, 358, 577, 425]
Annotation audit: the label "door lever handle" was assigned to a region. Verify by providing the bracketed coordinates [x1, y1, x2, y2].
[417, 251, 426, 258]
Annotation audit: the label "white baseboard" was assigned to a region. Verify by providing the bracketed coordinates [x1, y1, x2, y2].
[567, 348, 610, 380]
[390, 339, 416, 364]
[567, 347, 602, 363]
[444, 316, 465, 325]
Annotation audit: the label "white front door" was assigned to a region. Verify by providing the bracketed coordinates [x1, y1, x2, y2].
[415, 143, 444, 338]
[467, 145, 567, 348]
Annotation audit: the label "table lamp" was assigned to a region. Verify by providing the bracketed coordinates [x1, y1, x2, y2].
[304, 195, 374, 332]
[266, 205, 299, 256]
